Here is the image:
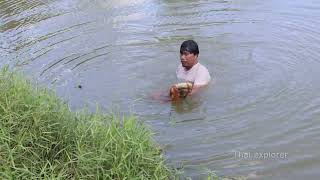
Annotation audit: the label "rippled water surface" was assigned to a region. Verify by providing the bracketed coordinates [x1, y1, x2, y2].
[1, 0, 320, 179]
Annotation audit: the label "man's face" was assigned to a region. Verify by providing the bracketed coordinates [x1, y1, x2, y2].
[180, 51, 198, 70]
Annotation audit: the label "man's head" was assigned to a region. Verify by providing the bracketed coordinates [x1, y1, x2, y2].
[180, 40, 199, 70]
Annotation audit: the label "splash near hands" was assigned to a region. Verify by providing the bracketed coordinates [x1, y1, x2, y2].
[169, 82, 193, 101]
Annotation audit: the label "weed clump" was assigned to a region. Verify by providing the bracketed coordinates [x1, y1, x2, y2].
[0, 67, 171, 179]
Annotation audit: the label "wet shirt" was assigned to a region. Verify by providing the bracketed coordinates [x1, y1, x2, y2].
[176, 62, 211, 86]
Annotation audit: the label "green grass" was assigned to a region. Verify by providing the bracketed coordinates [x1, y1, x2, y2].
[0, 66, 171, 179]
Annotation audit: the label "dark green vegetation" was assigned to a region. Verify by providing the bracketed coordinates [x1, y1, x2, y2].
[0, 67, 171, 179]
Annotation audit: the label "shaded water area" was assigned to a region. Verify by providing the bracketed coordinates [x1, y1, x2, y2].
[1, 0, 320, 179]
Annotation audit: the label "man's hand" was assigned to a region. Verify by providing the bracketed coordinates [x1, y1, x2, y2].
[169, 82, 193, 101]
[169, 85, 180, 101]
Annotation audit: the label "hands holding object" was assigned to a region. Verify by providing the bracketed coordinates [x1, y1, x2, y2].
[169, 82, 193, 101]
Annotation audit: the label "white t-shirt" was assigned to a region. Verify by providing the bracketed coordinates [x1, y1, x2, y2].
[176, 62, 211, 86]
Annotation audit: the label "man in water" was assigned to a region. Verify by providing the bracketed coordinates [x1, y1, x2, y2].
[171, 40, 211, 99]
[150, 40, 211, 102]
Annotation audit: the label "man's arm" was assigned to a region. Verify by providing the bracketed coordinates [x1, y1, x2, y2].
[189, 84, 207, 96]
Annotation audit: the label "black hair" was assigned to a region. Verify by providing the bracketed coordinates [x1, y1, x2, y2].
[180, 40, 199, 55]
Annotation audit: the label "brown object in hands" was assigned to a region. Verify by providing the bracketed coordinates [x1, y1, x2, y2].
[169, 82, 193, 101]
[170, 85, 180, 101]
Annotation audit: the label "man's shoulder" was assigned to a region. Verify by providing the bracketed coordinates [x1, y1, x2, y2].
[198, 63, 210, 74]
[177, 64, 183, 69]
[176, 64, 183, 73]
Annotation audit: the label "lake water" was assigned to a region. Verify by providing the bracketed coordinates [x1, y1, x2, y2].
[1, 0, 320, 179]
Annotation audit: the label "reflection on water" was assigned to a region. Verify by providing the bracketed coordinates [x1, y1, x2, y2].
[171, 96, 203, 115]
[1, 0, 320, 179]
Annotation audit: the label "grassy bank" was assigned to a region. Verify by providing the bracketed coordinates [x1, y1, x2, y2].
[0, 66, 171, 179]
